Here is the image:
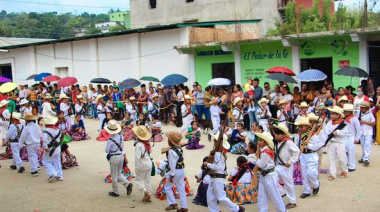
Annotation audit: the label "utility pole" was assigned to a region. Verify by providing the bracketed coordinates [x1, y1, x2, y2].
[364, 0, 368, 28]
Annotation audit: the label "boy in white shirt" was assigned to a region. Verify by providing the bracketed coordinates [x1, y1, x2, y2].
[232, 97, 244, 129]
[255, 98, 272, 132]
[343, 104, 361, 172]
[210, 97, 222, 135]
[358, 101, 376, 166]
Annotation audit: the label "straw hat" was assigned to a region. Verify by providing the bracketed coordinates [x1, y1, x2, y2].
[233, 97, 244, 106]
[308, 113, 319, 122]
[337, 95, 348, 103]
[0, 100, 9, 107]
[151, 94, 159, 99]
[210, 131, 230, 150]
[43, 116, 58, 125]
[315, 103, 326, 110]
[165, 131, 186, 147]
[327, 106, 344, 117]
[129, 96, 137, 101]
[273, 123, 291, 137]
[299, 102, 309, 108]
[60, 94, 70, 99]
[294, 116, 311, 126]
[104, 120, 122, 135]
[44, 93, 53, 99]
[77, 95, 83, 99]
[343, 103, 354, 111]
[19, 99, 29, 106]
[258, 98, 269, 105]
[255, 132, 274, 150]
[157, 85, 164, 90]
[95, 94, 104, 102]
[184, 95, 192, 100]
[132, 126, 152, 141]
[22, 113, 37, 121]
[11, 112, 22, 120]
[278, 99, 286, 105]
[360, 101, 370, 108]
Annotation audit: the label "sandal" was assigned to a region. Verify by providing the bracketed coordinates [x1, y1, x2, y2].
[165, 204, 178, 211]
[339, 172, 347, 178]
[286, 203, 297, 209]
[328, 176, 335, 181]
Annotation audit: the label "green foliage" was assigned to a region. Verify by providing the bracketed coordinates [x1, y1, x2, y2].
[109, 25, 126, 32]
[0, 11, 110, 39]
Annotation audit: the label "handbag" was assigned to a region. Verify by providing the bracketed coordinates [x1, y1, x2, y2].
[151, 158, 156, 176]
[62, 133, 72, 144]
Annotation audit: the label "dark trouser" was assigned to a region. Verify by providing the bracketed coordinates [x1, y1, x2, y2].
[176, 101, 184, 127]
[159, 107, 168, 124]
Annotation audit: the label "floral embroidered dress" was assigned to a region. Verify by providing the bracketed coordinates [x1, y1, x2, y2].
[185, 127, 204, 150]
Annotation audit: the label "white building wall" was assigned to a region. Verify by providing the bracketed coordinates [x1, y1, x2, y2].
[0, 28, 190, 86]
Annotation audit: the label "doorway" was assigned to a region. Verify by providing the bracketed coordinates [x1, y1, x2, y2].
[212, 62, 235, 86]
[0, 63, 12, 81]
[300, 57, 332, 89]
[369, 42, 380, 87]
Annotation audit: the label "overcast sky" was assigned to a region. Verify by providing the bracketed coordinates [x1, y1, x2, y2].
[0, 0, 378, 14]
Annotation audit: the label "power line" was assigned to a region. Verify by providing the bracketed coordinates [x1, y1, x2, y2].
[0, 0, 129, 10]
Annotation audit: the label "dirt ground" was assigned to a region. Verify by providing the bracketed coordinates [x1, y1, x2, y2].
[1, 118, 380, 212]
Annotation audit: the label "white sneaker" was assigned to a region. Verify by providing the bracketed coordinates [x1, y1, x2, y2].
[48, 175, 56, 182]
[56, 176, 64, 181]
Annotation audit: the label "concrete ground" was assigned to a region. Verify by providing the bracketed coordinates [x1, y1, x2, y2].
[0, 118, 380, 212]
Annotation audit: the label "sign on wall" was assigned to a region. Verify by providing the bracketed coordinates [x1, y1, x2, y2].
[338, 60, 350, 68]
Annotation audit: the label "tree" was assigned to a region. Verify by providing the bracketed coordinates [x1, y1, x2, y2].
[109, 25, 126, 32]
[87, 27, 101, 35]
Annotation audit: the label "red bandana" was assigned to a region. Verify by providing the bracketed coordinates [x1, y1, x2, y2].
[263, 149, 275, 160]
[332, 118, 344, 125]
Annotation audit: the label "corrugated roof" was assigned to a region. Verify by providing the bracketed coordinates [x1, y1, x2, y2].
[0, 37, 52, 48]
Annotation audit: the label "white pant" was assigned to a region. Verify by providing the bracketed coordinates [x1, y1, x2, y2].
[98, 114, 106, 132]
[164, 169, 187, 209]
[135, 169, 152, 193]
[360, 135, 373, 162]
[42, 151, 63, 178]
[210, 117, 220, 135]
[257, 173, 287, 212]
[345, 135, 356, 169]
[300, 152, 319, 194]
[275, 165, 296, 204]
[328, 142, 348, 178]
[26, 143, 40, 172]
[11, 143, 23, 168]
[207, 179, 239, 212]
[110, 155, 130, 194]
[179, 115, 193, 134]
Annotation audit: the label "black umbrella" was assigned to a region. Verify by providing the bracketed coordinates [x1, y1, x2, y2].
[119, 78, 141, 89]
[335, 67, 369, 85]
[90, 77, 112, 84]
[26, 74, 37, 80]
[266, 73, 297, 84]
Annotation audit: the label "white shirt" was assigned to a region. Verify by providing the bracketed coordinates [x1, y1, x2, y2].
[229, 168, 252, 184]
[274, 138, 300, 166]
[197, 169, 211, 185]
[177, 90, 184, 101]
[19, 122, 41, 145]
[280, 94, 293, 109]
[126, 103, 137, 121]
[319, 120, 348, 144]
[6, 123, 24, 141]
[60, 102, 69, 117]
[345, 115, 361, 140]
[247, 153, 257, 165]
[255, 106, 272, 126]
[42, 102, 56, 118]
[20, 106, 32, 117]
[210, 105, 221, 119]
[135, 142, 152, 171]
[166, 146, 184, 177]
[294, 133, 323, 151]
[148, 101, 159, 113]
[206, 152, 226, 182]
[19, 89, 28, 99]
[353, 96, 366, 116]
[360, 112, 375, 136]
[233, 107, 243, 121]
[256, 146, 275, 171]
[42, 127, 61, 156]
[181, 104, 192, 118]
[91, 92, 98, 104]
[97, 103, 106, 114]
[269, 92, 280, 105]
[105, 134, 124, 155]
[75, 103, 84, 120]
[277, 110, 287, 123]
[151, 121, 162, 128]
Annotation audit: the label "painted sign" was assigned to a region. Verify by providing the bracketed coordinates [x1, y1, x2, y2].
[338, 60, 350, 68]
[197, 50, 232, 56]
[243, 49, 290, 60]
[300, 41, 316, 56]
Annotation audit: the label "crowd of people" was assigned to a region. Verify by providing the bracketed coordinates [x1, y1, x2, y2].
[0, 76, 379, 212]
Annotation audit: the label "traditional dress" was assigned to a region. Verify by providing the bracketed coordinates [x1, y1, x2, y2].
[150, 120, 163, 142]
[192, 168, 210, 207]
[121, 119, 134, 141]
[185, 127, 204, 150]
[230, 129, 247, 154]
[70, 120, 90, 141]
[227, 165, 258, 205]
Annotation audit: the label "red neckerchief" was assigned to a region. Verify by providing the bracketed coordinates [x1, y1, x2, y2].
[345, 114, 354, 124]
[12, 119, 20, 125]
[46, 125, 58, 130]
[332, 118, 344, 125]
[232, 162, 249, 186]
[139, 139, 151, 153]
[263, 149, 275, 160]
[278, 137, 292, 143]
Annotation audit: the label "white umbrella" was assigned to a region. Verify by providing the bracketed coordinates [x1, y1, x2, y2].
[207, 78, 231, 86]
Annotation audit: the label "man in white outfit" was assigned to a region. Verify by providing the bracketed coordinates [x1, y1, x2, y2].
[358, 101, 376, 166]
[19, 113, 41, 176]
[343, 104, 361, 172]
[163, 132, 188, 212]
[42, 94, 56, 118]
[6, 112, 25, 173]
[179, 95, 193, 134]
[0, 100, 10, 147]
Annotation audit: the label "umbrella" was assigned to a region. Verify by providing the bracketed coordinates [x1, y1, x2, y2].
[119, 78, 141, 89]
[34, 72, 52, 81]
[335, 67, 369, 85]
[161, 74, 188, 86]
[57, 77, 78, 88]
[0, 82, 18, 93]
[266, 73, 297, 84]
[207, 78, 231, 86]
[26, 74, 37, 80]
[140, 76, 160, 82]
[296, 69, 327, 82]
[42, 75, 61, 82]
[90, 77, 112, 84]
[266, 66, 296, 76]
[0, 77, 11, 83]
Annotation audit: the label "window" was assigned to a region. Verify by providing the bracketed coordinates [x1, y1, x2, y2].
[150, 0, 157, 9]
[186, 0, 194, 2]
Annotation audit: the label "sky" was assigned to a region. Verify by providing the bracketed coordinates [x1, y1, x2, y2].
[0, 0, 378, 14]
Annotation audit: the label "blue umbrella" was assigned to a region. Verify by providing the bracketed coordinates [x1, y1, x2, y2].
[297, 69, 327, 82]
[34, 72, 52, 81]
[161, 74, 188, 86]
[119, 78, 141, 89]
